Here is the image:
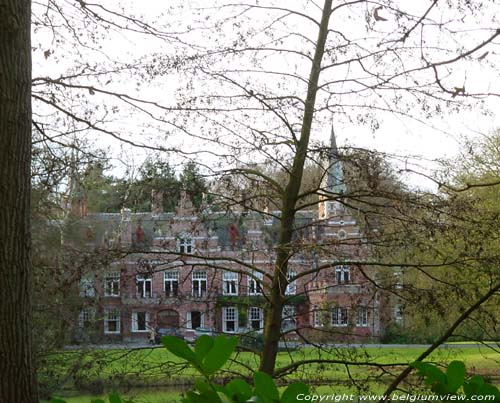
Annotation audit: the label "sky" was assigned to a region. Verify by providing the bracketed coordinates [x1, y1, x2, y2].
[31, 0, 500, 189]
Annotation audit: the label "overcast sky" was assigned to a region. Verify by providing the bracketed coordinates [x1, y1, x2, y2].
[32, 0, 500, 188]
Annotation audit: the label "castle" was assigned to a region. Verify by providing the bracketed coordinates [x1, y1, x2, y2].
[72, 131, 398, 344]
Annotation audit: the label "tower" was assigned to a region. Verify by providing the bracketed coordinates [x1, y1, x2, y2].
[319, 125, 346, 219]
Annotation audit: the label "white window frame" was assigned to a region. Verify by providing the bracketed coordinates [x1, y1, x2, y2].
[164, 270, 179, 297]
[313, 305, 324, 328]
[131, 311, 150, 332]
[335, 265, 350, 284]
[78, 308, 95, 328]
[394, 269, 403, 289]
[356, 307, 368, 327]
[248, 272, 263, 296]
[282, 305, 296, 330]
[332, 307, 348, 327]
[178, 237, 194, 254]
[192, 271, 207, 298]
[248, 307, 264, 331]
[79, 277, 95, 298]
[104, 308, 121, 334]
[186, 311, 205, 330]
[327, 201, 336, 214]
[104, 272, 120, 297]
[223, 271, 238, 296]
[285, 271, 296, 295]
[137, 275, 152, 298]
[222, 306, 238, 333]
[395, 304, 403, 323]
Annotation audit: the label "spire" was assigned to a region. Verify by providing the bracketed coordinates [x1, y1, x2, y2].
[325, 125, 346, 195]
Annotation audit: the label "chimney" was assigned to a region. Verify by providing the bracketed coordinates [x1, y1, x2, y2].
[151, 189, 164, 215]
[119, 208, 132, 245]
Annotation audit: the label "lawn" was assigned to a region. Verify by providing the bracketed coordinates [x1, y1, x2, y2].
[41, 344, 500, 403]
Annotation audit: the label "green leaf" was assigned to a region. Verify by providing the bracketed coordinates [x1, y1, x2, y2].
[411, 362, 446, 383]
[49, 399, 68, 403]
[411, 361, 448, 395]
[224, 378, 253, 402]
[217, 391, 233, 403]
[183, 391, 207, 403]
[108, 393, 122, 403]
[254, 371, 279, 402]
[464, 375, 485, 397]
[446, 361, 466, 393]
[90, 400, 105, 403]
[281, 382, 310, 403]
[195, 335, 214, 361]
[184, 390, 223, 403]
[194, 379, 213, 394]
[477, 383, 500, 400]
[202, 335, 238, 375]
[162, 335, 197, 364]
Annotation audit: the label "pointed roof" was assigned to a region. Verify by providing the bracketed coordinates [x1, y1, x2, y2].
[325, 125, 346, 195]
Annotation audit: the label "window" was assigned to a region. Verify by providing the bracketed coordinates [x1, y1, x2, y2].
[187, 311, 204, 329]
[179, 238, 193, 254]
[222, 306, 238, 333]
[327, 201, 336, 213]
[79, 277, 95, 298]
[332, 307, 348, 327]
[248, 307, 264, 331]
[394, 269, 403, 289]
[104, 272, 120, 296]
[131, 311, 150, 332]
[137, 276, 152, 298]
[78, 308, 95, 328]
[337, 229, 347, 239]
[282, 305, 296, 330]
[223, 271, 238, 296]
[394, 305, 403, 323]
[104, 308, 121, 333]
[335, 265, 350, 284]
[248, 272, 263, 296]
[285, 271, 296, 295]
[356, 307, 368, 327]
[313, 305, 324, 327]
[164, 270, 179, 297]
[192, 271, 207, 298]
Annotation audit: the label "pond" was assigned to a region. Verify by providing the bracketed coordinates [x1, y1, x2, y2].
[43, 386, 186, 403]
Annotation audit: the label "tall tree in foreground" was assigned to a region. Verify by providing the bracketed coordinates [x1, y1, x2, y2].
[0, 0, 38, 401]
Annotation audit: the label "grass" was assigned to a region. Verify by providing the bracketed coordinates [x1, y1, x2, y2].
[40, 344, 500, 403]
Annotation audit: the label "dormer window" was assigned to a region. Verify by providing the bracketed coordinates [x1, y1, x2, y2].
[335, 265, 350, 284]
[327, 201, 336, 213]
[285, 271, 297, 295]
[178, 237, 193, 254]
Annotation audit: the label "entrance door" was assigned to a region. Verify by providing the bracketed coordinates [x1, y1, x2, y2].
[157, 309, 180, 328]
[191, 311, 202, 329]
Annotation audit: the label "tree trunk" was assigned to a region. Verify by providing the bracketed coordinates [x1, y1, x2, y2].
[259, 0, 333, 375]
[0, 0, 37, 402]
